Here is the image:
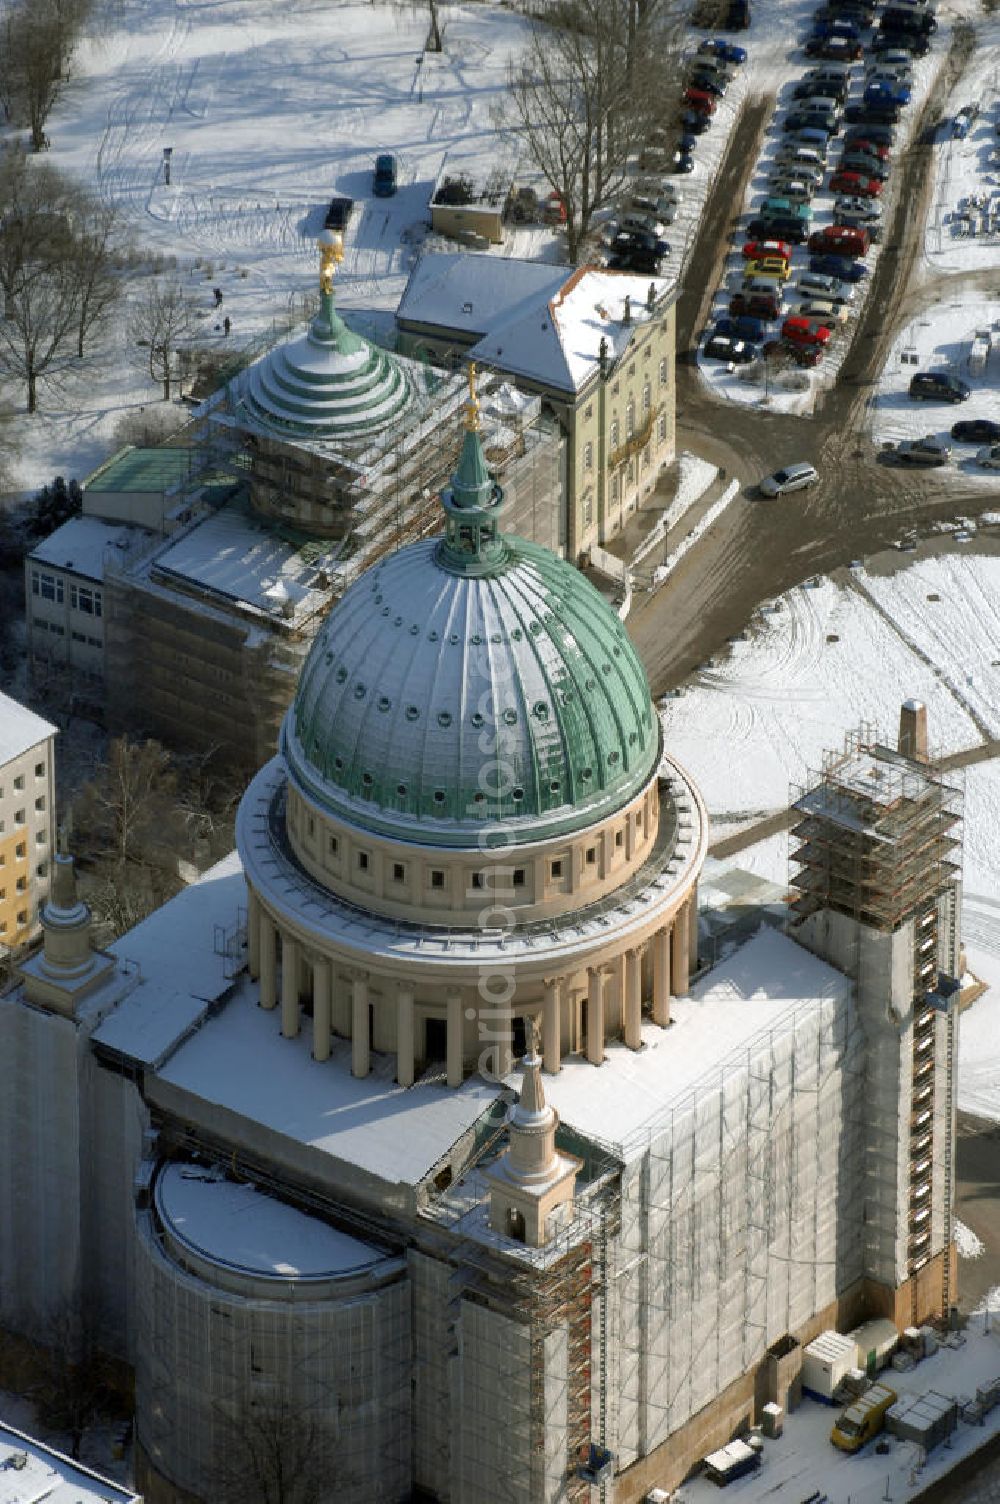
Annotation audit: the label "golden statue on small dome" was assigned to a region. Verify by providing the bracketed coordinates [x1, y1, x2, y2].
[318, 229, 344, 295]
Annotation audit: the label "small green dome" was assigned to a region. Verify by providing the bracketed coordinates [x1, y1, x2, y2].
[283, 535, 660, 849]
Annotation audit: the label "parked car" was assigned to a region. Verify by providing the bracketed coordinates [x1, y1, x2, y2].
[866, 64, 913, 88]
[976, 444, 1000, 470]
[746, 215, 808, 243]
[704, 335, 757, 363]
[760, 196, 811, 223]
[742, 238, 793, 261]
[830, 170, 883, 196]
[373, 153, 397, 196]
[796, 297, 849, 325]
[808, 224, 870, 255]
[874, 47, 917, 71]
[679, 109, 712, 134]
[889, 436, 951, 466]
[873, 28, 930, 54]
[714, 314, 770, 341]
[833, 198, 883, 233]
[788, 126, 836, 153]
[844, 124, 895, 149]
[845, 101, 901, 126]
[809, 253, 868, 281]
[759, 461, 820, 496]
[840, 153, 890, 179]
[746, 256, 792, 279]
[952, 419, 1000, 443]
[323, 195, 354, 230]
[782, 315, 832, 346]
[784, 109, 839, 135]
[952, 105, 978, 139]
[774, 146, 827, 175]
[698, 37, 747, 62]
[684, 87, 717, 114]
[768, 176, 816, 202]
[620, 212, 670, 239]
[730, 290, 784, 319]
[805, 35, 863, 59]
[690, 69, 729, 96]
[628, 194, 677, 224]
[909, 371, 970, 402]
[794, 77, 849, 104]
[797, 271, 854, 302]
[865, 80, 911, 107]
[810, 17, 861, 41]
[802, 62, 853, 84]
[882, 6, 937, 32]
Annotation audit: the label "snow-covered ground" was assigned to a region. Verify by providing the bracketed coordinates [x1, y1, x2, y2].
[871, 291, 1000, 465]
[924, 23, 1000, 272]
[660, 571, 980, 821]
[679, 1310, 1000, 1503]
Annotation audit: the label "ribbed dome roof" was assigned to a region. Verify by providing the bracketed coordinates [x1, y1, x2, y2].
[243, 287, 412, 441]
[283, 537, 660, 848]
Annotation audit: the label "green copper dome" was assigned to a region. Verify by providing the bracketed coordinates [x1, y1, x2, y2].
[283, 545, 660, 849]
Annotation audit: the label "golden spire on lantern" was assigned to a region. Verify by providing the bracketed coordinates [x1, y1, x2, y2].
[465, 361, 481, 432]
[318, 229, 344, 296]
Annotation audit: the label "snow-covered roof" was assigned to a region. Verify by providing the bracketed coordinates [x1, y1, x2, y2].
[155, 978, 500, 1188]
[29, 516, 149, 582]
[0, 691, 56, 768]
[519, 927, 850, 1161]
[150, 497, 340, 627]
[397, 254, 673, 395]
[92, 852, 246, 1067]
[0, 1422, 139, 1504]
[156, 1162, 389, 1280]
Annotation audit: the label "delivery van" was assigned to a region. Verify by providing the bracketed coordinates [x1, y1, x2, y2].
[831, 1383, 898, 1453]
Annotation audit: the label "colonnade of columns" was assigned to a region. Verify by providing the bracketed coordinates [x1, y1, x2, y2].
[247, 890, 696, 1087]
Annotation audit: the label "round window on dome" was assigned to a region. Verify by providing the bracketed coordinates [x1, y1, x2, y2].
[608, 751, 620, 765]
[381, 607, 390, 617]
[410, 624, 420, 636]
[471, 712, 485, 729]
[406, 706, 420, 721]
[362, 772, 374, 786]
[491, 633, 502, 644]
[394, 615, 402, 626]
[470, 633, 482, 646]
[512, 787, 524, 801]
[549, 779, 561, 794]
[335, 667, 348, 684]
[378, 696, 391, 712]
[397, 782, 408, 797]
[581, 767, 593, 781]
[585, 678, 595, 691]
[354, 684, 366, 700]
[428, 630, 439, 642]
[502, 708, 517, 726]
[437, 711, 452, 727]
[334, 757, 344, 771]
[433, 790, 446, 805]
[449, 633, 459, 646]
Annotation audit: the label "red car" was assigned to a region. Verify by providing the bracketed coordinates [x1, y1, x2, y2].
[829, 170, 883, 197]
[741, 238, 793, 262]
[730, 291, 783, 319]
[843, 138, 891, 160]
[683, 87, 717, 115]
[808, 225, 871, 256]
[782, 315, 832, 346]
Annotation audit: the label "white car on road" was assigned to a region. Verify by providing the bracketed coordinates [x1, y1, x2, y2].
[759, 462, 820, 496]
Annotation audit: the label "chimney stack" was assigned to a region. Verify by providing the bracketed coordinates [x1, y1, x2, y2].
[898, 699, 928, 762]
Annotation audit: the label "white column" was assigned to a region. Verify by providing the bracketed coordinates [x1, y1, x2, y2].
[247, 890, 260, 979]
[447, 989, 464, 1088]
[543, 979, 561, 1074]
[671, 903, 690, 999]
[587, 967, 605, 1066]
[397, 986, 415, 1088]
[259, 913, 276, 1010]
[281, 934, 300, 1039]
[312, 957, 331, 1062]
[352, 976, 370, 1078]
[625, 948, 642, 1050]
[652, 927, 670, 1027]
[688, 882, 699, 970]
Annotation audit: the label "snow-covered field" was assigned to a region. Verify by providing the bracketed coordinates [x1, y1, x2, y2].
[925, 23, 1000, 272]
[1, 0, 547, 487]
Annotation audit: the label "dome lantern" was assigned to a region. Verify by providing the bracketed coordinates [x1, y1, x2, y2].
[436, 364, 508, 577]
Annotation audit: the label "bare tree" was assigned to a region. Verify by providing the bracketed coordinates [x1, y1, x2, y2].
[68, 195, 124, 357]
[73, 735, 179, 869]
[427, 0, 444, 51]
[131, 280, 196, 400]
[503, 0, 660, 262]
[213, 1393, 336, 1504]
[0, 147, 81, 411]
[34, 1300, 116, 1461]
[0, 0, 92, 152]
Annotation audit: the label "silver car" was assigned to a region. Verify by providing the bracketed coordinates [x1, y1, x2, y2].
[976, 444, 1000, 470]
[759, 461, 820, 496]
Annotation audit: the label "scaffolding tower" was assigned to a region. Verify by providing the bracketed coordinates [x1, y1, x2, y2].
[788, 728, 964, 1322]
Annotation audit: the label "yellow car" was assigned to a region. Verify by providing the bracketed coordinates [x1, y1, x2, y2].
[831, 1384, 897, 1453]
[746, 257, 791, 280]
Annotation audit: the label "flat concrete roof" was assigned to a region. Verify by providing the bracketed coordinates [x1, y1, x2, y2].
[0, 1422, 140, 1504]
